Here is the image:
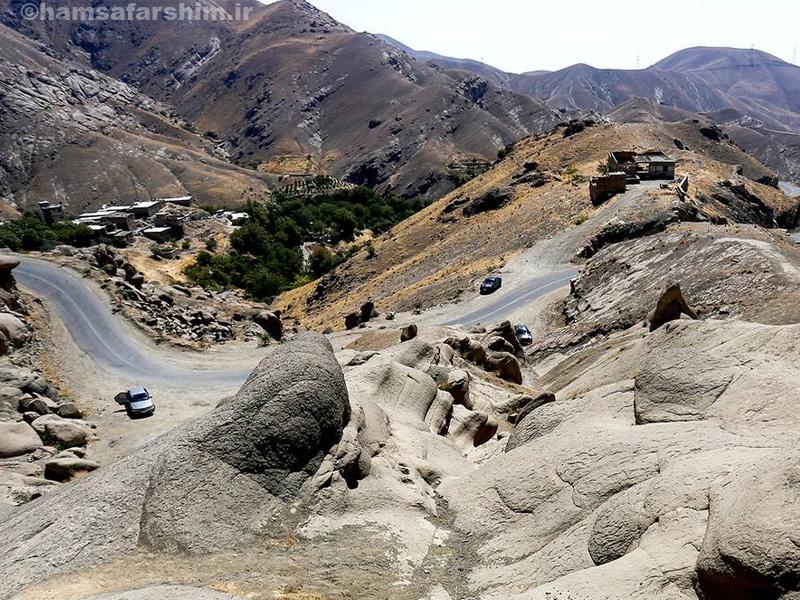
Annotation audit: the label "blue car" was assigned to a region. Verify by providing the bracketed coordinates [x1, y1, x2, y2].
[116, 386, 156, 419]
[480, 276, 502, 295]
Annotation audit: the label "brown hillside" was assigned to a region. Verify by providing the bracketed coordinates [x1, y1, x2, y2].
[1, 0, 562, 202]
[0, 23, 275, 212]
[276, 120, 795, 329]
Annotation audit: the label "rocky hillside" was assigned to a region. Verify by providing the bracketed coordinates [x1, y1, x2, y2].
[276, 119, 797, 329]
[4, 272, 800, 598]
[1, 0, 562, 204]
[0, 23, 275, 213]
[520, 48, 800, 182]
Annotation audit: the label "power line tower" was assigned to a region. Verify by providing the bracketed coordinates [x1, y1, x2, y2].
[793, 46, 798, 65]
[750, 44, 755, 67]
[636, 54, 640, 69]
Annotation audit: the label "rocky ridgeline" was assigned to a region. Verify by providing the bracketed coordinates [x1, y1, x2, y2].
[0, 256, 98, 516]
[59, 244, 283, 346]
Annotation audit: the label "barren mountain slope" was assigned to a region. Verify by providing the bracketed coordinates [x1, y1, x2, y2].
[0, 24, 274, 212]
[2, 0, 562, 201]
[277, 119, 795, 329]
[655, 46, 800, 116]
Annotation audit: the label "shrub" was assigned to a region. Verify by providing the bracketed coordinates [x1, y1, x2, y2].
[0, 213, 94, 251]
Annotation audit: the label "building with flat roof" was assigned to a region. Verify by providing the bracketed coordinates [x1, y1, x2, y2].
[158, 195, 193, 206]
[37, 201, 65, 225]
[608, 150, 676, 182]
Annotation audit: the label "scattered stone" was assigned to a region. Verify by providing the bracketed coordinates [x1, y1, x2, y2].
[43, 457, 100, 482]
[400, 323, 418, 342]
[31, 414, 89, 449]
[253, 310, 283, 341]
[56, 402, 83, 419]
[462, 186, 513, 217]
[0, 421, 42, 458]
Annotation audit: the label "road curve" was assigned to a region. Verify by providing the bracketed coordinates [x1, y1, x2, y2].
[15, 257, 577, 386]
[444, 269, 577, 327]
[15, 258, 254, 388]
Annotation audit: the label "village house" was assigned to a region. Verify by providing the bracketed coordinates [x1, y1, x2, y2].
[608, 150, 676, 182]
[37, 201, 65, 225]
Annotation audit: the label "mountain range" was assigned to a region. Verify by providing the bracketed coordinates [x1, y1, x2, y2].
[1, 0, 800, 212]
[382, 39, 800, 182]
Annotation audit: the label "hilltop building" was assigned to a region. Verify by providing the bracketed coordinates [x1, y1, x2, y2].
[608, 150, 676, 182]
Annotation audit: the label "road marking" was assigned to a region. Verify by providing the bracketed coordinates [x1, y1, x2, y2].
[448, 273, 574, 326]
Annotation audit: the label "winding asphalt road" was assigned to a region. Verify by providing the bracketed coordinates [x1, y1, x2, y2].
[15, 258, 254, 387]
[15, 257, 576, 385]
[444, 269, 577, 327]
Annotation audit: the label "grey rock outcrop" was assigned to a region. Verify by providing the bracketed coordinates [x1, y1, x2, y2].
[0, 333, 349, 597]
[82, 585, 246, 600]
[647, 282, 697, 331]
[483, 351, 523, 384]
[696, 447, 800, 600]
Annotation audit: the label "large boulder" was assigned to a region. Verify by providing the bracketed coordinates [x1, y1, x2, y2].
[344, 311, 361, 330]
[0, 385, 23, 419]
[647, 283, 697, 331]
[0, 362, 52, 396]
[444, 335, 486, 364]
[0, 313, 28, 347]
[360, 300, 378, 322]
[0, 421, 42, 458]
[0, 333, 350, 597]
[696, 447, 800, 600]
[483, 351, 523, 384]
[483, 320, 525, 358]
[448, 405, 498, 449]
[400, 323, 418, 342]
[44, 456, 100, 482]
[253, 310, 283, 340]
[31, 414, 89, 448]
[0, 255, 20, 273]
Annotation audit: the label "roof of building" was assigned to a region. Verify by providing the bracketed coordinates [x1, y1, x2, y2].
[159, 195, 193, 202]
[634, 152, 676, 164]
[132, 200, 164, 209]
[142, 226, 172, 233]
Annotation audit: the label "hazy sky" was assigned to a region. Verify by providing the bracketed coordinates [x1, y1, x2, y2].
[287, 0, 800, 73]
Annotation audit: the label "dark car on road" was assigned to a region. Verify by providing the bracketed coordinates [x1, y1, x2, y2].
[115, 386, 155, 419]
[480, 276, 502, 295]
[514, 323, 533, 346]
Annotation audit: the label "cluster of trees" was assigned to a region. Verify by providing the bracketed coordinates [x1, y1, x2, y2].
[0, 214, 94, 251]
[185, 186, 422, 300]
